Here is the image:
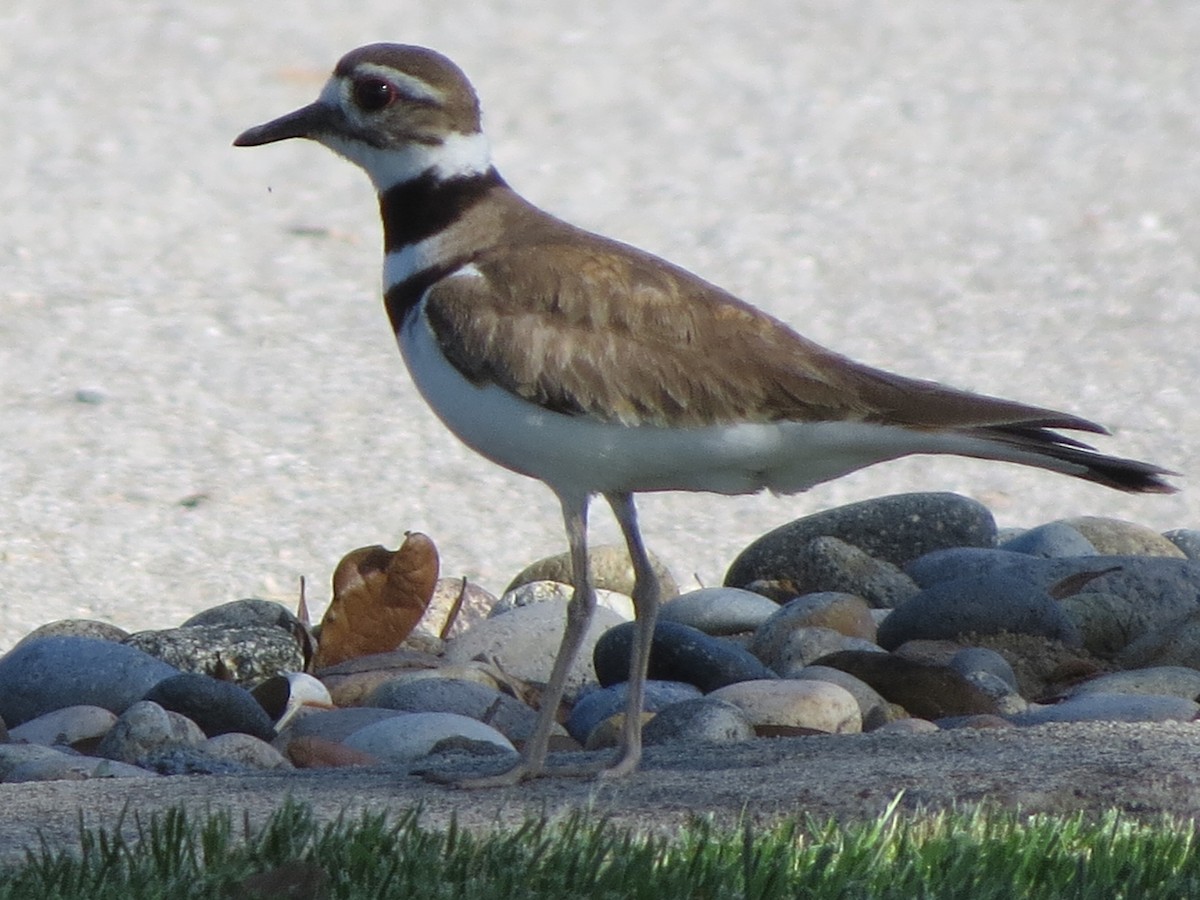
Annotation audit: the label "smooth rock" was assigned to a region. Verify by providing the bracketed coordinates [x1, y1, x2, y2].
[725, 493, 996, 586]
[0, 744, 82, 781]
[1012, 693, 1199, 725]
[5, 751, 153, 782]
[641, 698, 755, 746]
[201, 733, 292, 770]
[0, 637, 178, 727]
[948, 647, 1019, 692]
[658, 588, 781, 636]
[750, 593, 877, 670]
[12, 619, 129, 651]
[343, 713, 515, 764]
[1059, 592, 1148, 658]
[123, 625, 304, 686]
[286, 735, 381, 768]
[444, 602, 625, 694]
[492, 580, 635, 621]
[138, 745, 266, 776]
[998, 523, 1098, 558]
[872, 718, 939, 735]
[1117, 609, 1200, 670]
[274, 707, 407, 747]
[813, 650, 1000, 719]
[8, 705, 117, 750]
[583, 712, 656, 750]
[566, 681, 702, 744]
[182, 598, 308, 632]
[708, 680, 861, 733]
[756, 625, 881, 677]
[505, 544, 678, 600]
[769, 536, 920, 609]
[1058, 517, 1186, 558]
[417, 577, 498, 642]
[365, 677, 546, 743]
[1067, 667, 1200, 701]
[142, 673, 276, 740]
[593, 621, 776, 692]
[876, 574, 1080, 650]
[94, 700, 206, 764]
[791, 665, 890, 727]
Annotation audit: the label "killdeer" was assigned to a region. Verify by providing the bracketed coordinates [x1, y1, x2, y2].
[235, 43, 1176, 785]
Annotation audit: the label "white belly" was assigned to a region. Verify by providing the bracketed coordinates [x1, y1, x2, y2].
[397, 301, 967, 498]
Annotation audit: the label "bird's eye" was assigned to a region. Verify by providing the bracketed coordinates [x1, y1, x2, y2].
[352, 77, 396, 111]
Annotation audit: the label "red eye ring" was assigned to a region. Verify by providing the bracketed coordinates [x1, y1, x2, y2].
[352, 76, 396, 111]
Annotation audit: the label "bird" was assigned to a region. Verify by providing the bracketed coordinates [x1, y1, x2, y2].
[234, 43, 1176, 785]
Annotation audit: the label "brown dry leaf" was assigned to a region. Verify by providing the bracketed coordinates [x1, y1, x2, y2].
[313, 532, 440, 668]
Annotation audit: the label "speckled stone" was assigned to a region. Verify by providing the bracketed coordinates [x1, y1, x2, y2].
[658, 588, 781, 636]
[182, 598, 307, 632]
[505, 544, 678, 600]
[1117, 610, 1200, 670]
[142, 673, 276, 740]
[201, 732, 292, 770]
[750, 592, 878, 672]
[708, 679, 861, 733]
[0, 637, 178, 727]
[123, 625, 304, 686]
[725, 493, 997, 586]
[641, 698, 755, 746]
[593, 621, 776, 692]
[770, 536, 920, 609]
[1164, 529, 1200, 561]
[755, 626, 882, 677]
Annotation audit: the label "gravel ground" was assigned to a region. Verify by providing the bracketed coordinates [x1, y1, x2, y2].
[2, 1, 1196, 649]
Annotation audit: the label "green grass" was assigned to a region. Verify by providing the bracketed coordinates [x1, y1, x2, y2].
[2, 796, 1197, 899]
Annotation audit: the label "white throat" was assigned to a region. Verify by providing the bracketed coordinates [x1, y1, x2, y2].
[324, 129, 492, 192]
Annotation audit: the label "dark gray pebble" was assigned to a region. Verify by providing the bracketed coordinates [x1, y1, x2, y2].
[725, 492, 996, 586]
[142, 673, 275, 740]
[642, 698, 755, 746]
[658, 588, 781, 635]
[566, 681, 702, 743]
[877, 574, 1081, 650]
[593, 621, 776, 692]
[998, 523, 1098, 558]
[0, 637, 178, 727]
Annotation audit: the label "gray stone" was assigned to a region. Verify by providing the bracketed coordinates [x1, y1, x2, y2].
[142, 673, 276, 740]
[773, 536, 921, 609]
[1067, 667, 1200, 701]
[1012, 693, 1199, 726]
[182, 598, 307, 632]
[566, 681, 702, 743]
[791, 665, 890, 727]
[642, 698, 754, 746]
[8, 705, 117, 749]
[365, 677, 546, 743]
[1164, 529, 1200, 561]
[948, 647, 1019, 692]
[491, 580, 634, 621]
[12, 619, 129, 651]
[343, 713, 516, 764]
[593, 621, 776, 692]
[750, 593, 878, 674]
[1058, 592, 1141, 658]
[725, 493, 996, 587]
[94, 700, 206, 764]
[659, 588, 781, 635]
[201, 733, 292, 770]
[877, 574, 1081, 650]
[0, 637, 178, 727]
[998, 523, 1097, 558]
[0, 744, 81, 781]
[5, 753, 153, 782]
[708, 680, 861, 733]
[1057, 517, 1186, 558]
[759, 626, 882, 677]
[275, 707, 407, 748]
[1117, 609, 1200, 670]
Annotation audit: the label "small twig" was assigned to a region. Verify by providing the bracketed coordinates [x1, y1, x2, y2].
[438, 575, 469, 640]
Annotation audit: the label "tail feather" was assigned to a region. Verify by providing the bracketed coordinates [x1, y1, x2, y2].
[977, 424, 1178, 494]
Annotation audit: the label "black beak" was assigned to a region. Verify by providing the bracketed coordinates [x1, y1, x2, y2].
[233, 102, 341, 147]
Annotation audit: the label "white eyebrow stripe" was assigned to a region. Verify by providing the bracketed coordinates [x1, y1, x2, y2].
[357, 63, 444, 104]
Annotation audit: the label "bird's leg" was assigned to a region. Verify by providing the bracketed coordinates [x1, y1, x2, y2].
[430, 491, 596, 787]
[599, 491, 660, 779]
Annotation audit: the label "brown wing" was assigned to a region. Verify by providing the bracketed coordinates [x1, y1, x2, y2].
[423, 234, 1104, 435]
